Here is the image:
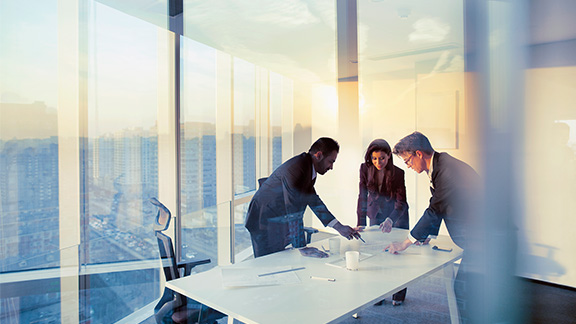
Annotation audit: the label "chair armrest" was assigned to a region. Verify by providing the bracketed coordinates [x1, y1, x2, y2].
[303, 227, 318, 234]
[303, 227, 319, 244]
[177, 258, 211, 276]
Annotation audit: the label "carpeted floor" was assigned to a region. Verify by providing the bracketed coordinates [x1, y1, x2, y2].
[335, 269, 452, 324]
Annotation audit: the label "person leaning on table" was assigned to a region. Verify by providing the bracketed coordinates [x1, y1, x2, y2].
[384, 132, 480, 321]
[356, 139, 409, 306]
[245, 137, 360, 258]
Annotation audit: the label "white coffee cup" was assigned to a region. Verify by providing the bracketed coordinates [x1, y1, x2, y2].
[345, 251, 360, 271]
[329, 237, 340, 255]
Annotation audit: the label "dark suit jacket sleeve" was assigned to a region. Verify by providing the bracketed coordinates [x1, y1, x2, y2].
[281, 155, 335, 227]
[410, 155, 453, 240]
[410, 207, 441, 240]
[387, 168, 408, 225]
[356, 164, 368, 226]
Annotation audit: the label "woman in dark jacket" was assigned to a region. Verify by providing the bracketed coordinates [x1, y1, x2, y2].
[357, 139, 409, 305]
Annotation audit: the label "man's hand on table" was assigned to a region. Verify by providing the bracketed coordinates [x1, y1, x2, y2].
[384, 238, 413, 254]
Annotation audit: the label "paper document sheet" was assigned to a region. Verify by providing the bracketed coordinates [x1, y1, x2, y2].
[221, 266, 302, 287]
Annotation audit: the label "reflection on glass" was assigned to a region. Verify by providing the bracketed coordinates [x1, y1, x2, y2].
[269, 72, 283, 171]
[180, 37, 219, 263]
[1, 0, 61, 322]
[81, 3, 162, 322]
[233, 58, 256, 195]
[356, 0, 468, 320]
[522, 69, 576, 286]
[357, 0, 465, 149]
[357, 0, 468, 223]
[0, 0, 59, 272]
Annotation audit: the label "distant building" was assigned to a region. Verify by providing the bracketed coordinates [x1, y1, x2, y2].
[0, 137, 59, 271]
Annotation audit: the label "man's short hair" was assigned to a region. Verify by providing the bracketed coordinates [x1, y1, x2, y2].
[309, 137, 339, 155]
[393, 132, 434, 155]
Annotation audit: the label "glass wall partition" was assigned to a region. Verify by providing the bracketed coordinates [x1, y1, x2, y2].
[521, 1, 576, 289]
[357, 0, 468, 228]
[355, 0, 471, 321]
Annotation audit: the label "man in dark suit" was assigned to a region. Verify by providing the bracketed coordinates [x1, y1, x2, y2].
[384, 131, 480, 321]
[245, 137, 360, 258]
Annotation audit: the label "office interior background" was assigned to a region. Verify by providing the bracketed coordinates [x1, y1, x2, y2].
[1, 0, 575, 322]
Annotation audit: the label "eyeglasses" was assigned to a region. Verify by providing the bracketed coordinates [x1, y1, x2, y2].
[402, 154, 415, 166]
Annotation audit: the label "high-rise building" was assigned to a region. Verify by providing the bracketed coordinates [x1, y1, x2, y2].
[0, 137, 59, 272]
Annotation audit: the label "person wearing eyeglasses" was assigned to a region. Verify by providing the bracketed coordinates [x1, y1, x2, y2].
[355, 139, 409, 305]
[384, 131, 480, 321]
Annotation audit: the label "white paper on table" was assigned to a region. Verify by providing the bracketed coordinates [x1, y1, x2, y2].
[325, 252, 373, 269]
[221, 266, 302, 287]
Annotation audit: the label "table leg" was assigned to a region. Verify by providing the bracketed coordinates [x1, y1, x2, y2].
[444, 262, 460, 324]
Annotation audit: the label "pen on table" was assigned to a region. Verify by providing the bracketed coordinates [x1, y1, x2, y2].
[325, 262, 344, 269]
[358, 236, 366, 243]
[258, 267, 305, 277]
[310, 276, 336, 282]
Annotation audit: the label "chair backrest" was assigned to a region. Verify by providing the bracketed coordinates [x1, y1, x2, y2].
[256, 177, 308, 248]
[150, 198, 181, 283]
[150, 198, 190, 322]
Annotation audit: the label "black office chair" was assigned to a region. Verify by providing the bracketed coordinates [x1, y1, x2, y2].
[150, 198, 225, 324]
[257, 178, 318, 247]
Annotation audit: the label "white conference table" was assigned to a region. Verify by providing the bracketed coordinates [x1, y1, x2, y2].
[166, 228, 463, 324]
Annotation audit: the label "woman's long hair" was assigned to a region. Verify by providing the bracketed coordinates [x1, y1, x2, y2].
[364, 139, 395, 195]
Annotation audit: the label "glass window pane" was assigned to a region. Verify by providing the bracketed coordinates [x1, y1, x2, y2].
[95, 0, 169, 29]
[233, 58, 256, 196]
[1, 0, 61, 322]
[183, 0, 338, 254]
[523, 67, 576, 286]
[234, 201, 252, 261]
[0, 0, 59, 272]
[81, 3, 163, 322]
[269, 72, 283, 171]
[180, 37, 219, 265]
